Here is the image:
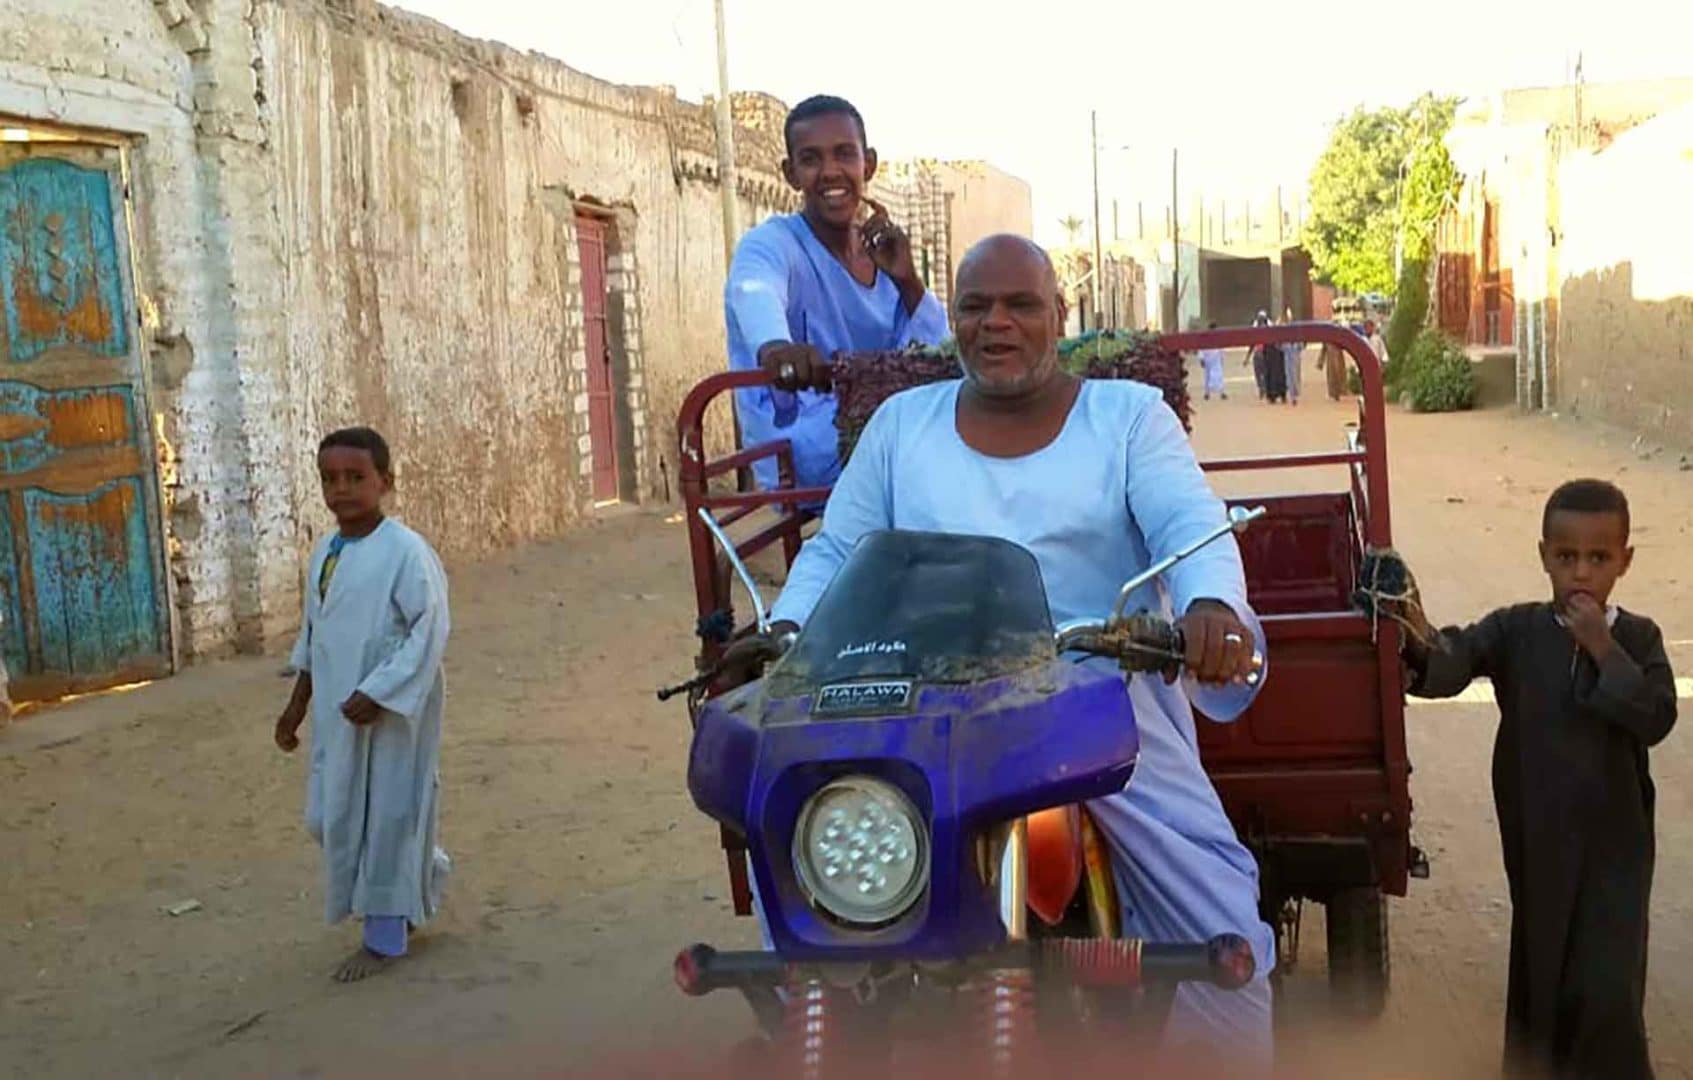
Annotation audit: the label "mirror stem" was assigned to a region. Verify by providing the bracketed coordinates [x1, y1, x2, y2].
[697, 508, 772, 635]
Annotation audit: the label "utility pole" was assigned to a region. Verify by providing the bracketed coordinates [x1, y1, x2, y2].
[1564, 51, 1577, 145]
[1113, 198, 1120, 242]
[1090, 110, 1104, 329]
[1170, 147, 1180, 329]
[711, 0, 741, 269]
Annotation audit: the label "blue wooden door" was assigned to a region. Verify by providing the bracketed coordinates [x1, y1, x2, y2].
[0, 145, 170, 700]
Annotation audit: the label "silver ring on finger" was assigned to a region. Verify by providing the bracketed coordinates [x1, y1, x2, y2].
[779, 361, 797, 384]
[1223, 632, 1244, 646]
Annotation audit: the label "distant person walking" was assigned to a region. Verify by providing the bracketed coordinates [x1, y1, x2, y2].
[1281, 308, 1304, 406]
[1366, 319, 1390, 372]
[1199, 323, 1227, 401]
[1318, 333, 1348, 401]
[1249, 311, 1287, 403]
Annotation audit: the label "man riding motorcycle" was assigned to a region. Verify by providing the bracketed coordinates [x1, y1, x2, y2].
[736, 234, 1276, 1062]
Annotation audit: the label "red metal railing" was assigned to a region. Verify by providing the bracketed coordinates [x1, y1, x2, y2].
[677, 324, 1395, 640]
[676, 375, 823, 646]
[1160, 324, 1391, 546]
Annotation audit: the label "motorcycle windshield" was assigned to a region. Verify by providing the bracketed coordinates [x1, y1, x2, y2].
[766, 530, 1055, 694]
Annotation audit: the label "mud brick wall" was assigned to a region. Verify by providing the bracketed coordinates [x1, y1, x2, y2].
[0, 0, 792, 659]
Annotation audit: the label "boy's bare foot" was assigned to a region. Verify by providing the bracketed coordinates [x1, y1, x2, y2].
[333, 946, 396, 983]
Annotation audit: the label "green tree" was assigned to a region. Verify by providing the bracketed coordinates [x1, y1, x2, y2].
[1303, 94, 1457, 296]
[1383, 133, 1460, 374]
[1385, 259, 1429, 387]
[1399, 134, 1459, 265]
[1059, 215, 1085, 247]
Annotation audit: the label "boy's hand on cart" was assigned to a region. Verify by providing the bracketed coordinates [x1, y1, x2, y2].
[1179, 600, 1257, 687]
[274, 707, 304, 752]
[340, 691, 382, 726]
[758, 342, 832, 394]
[1564, 593, 1616, 662]
[1397, 566, 1436, 660]
[1357, 549, 1433, 657]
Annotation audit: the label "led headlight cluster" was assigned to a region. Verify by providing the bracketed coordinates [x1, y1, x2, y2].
[792, 777, 928, 925]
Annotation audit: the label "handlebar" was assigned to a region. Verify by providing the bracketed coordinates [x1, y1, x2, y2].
[673, 933, 1256, 995]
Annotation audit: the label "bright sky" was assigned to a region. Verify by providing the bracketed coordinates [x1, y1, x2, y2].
[392, 0, 1691, 246]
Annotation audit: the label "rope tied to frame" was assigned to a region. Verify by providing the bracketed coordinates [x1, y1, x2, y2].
[1353, 547, 1433, 650]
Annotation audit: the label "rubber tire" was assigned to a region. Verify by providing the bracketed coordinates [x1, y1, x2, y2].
[1325, 887, 1389, 1020]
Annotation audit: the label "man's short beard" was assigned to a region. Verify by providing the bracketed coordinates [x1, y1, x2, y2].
[962, 355, 1059, 399]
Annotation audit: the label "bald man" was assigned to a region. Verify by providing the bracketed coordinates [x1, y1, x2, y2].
[766, 235, 1276, 1063]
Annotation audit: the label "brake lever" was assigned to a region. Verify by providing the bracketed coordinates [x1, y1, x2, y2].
[656, 669, 718, 703]
[656, 630, 798, 702]
[1099, 620, 1264, 687]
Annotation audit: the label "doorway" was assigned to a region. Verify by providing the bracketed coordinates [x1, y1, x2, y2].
[0, 133, 172, 700]
[574, 212, 620, 504]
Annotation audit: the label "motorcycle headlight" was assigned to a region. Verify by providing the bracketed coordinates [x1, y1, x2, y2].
[792, 776, 928, 926]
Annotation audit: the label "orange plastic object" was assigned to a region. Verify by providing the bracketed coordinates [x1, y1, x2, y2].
[1025, 805, 1084, 926]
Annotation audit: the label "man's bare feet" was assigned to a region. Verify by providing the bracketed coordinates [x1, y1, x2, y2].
[333, 946, 396, 983]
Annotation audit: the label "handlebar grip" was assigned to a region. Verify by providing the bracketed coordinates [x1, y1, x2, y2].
[1141, 934, 1256, 989]
[1142, 624, 1263, 688]
[673, 944, 788, 996]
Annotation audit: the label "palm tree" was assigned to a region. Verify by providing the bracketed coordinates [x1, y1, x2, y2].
[1059, 215, 1085, 248]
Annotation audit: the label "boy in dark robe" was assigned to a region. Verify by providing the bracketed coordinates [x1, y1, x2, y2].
[1399, 479, 1676, 1078]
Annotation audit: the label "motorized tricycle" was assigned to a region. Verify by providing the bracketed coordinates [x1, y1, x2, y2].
[669, 323, 1423, 1031]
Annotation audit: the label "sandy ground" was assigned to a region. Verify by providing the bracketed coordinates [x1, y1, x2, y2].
[5, 354, 1693, 1078]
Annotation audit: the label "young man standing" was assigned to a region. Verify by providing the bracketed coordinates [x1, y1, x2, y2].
[724, 95, 950, 491]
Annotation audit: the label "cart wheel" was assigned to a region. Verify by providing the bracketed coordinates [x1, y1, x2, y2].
[1325, 887, 1389, 1020]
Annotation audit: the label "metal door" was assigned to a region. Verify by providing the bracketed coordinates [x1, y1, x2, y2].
[1478, 198, 1510, 346]
[0, 142, 170, 700]
[575, 214, 620, 503]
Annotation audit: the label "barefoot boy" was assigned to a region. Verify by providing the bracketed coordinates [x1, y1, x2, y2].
[276, 427, 452, 982]
[1402, 479, 1675, 1077]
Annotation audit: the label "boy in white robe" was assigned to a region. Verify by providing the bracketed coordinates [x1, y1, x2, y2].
[1198, 323, 1227, 401]
[276, 426, 452, 982]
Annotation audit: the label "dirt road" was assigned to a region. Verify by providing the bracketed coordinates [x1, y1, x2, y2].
[6, 362, 1693, 1078]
